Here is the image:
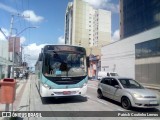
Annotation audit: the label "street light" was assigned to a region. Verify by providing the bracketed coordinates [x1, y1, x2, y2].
[16, 26, 38, 36]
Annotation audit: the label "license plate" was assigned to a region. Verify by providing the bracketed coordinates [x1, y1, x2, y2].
[150, 101, 157, 104]
[63, 91, 71, 95]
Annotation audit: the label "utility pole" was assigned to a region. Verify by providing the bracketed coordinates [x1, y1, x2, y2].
[9, 14, 30, 78]
[9, 15, 15, 78]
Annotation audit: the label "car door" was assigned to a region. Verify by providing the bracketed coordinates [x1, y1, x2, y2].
[100, 78, 111, 98]
[110, 78, 122, 101]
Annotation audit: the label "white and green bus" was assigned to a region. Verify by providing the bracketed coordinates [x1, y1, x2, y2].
[35, 45, 88, 98]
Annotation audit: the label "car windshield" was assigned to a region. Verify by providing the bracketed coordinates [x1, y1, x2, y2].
[118, 79, 144, 89]
[43, 51, 87, 77]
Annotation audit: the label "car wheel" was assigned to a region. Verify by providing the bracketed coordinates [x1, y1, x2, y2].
[97, 89, 103, 99]
[121, 97, 131, 110]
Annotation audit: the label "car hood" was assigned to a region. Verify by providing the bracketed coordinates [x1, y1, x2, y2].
[125, 89, 157, 97]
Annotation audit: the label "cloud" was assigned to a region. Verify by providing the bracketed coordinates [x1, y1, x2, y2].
[0, 3, 44, 23]
[112, 29, 120, 42]
[23, 43, 47, 67]
[0, 2, 18, 13]
[0, 28, 9, 40]
[57, 36, 65, 44]
[20, 36, 26, 44]
[83, 0, 119, 13]
[22, 10, 44, 23]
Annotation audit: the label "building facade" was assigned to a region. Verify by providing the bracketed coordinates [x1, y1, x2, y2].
[65, 0, 111, 56]
[0, 40, 10, 79]
[101, 26, 160, 85]
[120, 0, 160, 39]
[102, 0, 160, 86]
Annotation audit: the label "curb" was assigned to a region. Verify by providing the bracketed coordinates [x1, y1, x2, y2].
[143, 86, 160, 91]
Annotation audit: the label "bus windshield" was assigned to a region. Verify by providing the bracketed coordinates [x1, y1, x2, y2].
[43, 51, 87, 77]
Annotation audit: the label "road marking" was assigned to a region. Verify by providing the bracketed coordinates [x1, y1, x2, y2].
[97, 99, 108, 105]
[116, 108, 124, 111]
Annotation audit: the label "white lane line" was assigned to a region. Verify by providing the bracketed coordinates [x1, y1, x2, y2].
[116, 108, 125, 111]
[97, 99, 108, 105]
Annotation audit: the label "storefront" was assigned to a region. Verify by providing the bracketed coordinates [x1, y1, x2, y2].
[88, 55, 101, 79]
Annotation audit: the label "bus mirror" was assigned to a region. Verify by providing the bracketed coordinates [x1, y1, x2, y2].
[39, 53, 43, 61]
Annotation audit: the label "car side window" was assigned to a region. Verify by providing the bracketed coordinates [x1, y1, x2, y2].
[103, 78, 110, 85]
[111, 79, 119, 87]
[101, 78, 105, 84]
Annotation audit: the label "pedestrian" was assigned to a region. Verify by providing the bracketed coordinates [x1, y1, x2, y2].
[14, 71, 17, 79]
[19, 72, 23, 80]
[25, 71, 29, 79]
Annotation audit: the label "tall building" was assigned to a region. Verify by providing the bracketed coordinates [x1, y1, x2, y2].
[120, 0, 160, 39]
[65, 0, 111, 56]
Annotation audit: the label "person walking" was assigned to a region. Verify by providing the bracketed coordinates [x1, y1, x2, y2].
[14, 71, 17, 79]
[19, 72, 23, 80]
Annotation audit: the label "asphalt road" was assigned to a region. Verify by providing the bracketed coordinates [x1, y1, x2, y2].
[19, 75, 160, 120]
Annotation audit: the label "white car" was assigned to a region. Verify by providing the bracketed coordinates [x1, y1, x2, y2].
[98, 71, 118, 80]
[97, 77, 160, 109]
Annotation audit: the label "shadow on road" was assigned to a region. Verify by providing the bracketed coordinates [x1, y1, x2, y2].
[10, 117, 24, 120]
[41, 96, 88, 104]
[17, 105, 29, 111]
[131, 107, 159, 112]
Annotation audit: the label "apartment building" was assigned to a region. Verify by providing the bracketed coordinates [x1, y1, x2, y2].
[65, 0, 111, 56]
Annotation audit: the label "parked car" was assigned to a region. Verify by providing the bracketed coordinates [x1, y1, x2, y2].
[98, 71, 118, 80]
[97, 77, 160, 109]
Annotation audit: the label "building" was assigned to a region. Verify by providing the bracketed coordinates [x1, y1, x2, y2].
[0, 40, 11, 79]
[65, 0, 111, 56]
[102, 0, 160, 86]
[120, 0, 160, 39]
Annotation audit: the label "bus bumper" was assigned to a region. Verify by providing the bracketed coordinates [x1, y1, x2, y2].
[40, 85, 87, 97]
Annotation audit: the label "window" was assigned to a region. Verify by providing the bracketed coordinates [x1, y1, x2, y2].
[111, 79, 119, 87]
[141, 42, 149, 57]
[101, 78, 110, 85]
[135, 38, 160, 59]
[148, 40, 157, 56]
[157, 38, 160, 55]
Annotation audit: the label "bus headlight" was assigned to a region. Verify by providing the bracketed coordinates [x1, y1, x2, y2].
[80, 83, 87, 88]
[42, 83, 51, 89]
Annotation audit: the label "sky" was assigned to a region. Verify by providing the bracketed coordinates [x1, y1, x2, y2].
[0, 0, 120, 67]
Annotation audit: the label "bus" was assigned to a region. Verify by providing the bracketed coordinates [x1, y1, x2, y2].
[35, 45, 88, 98]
